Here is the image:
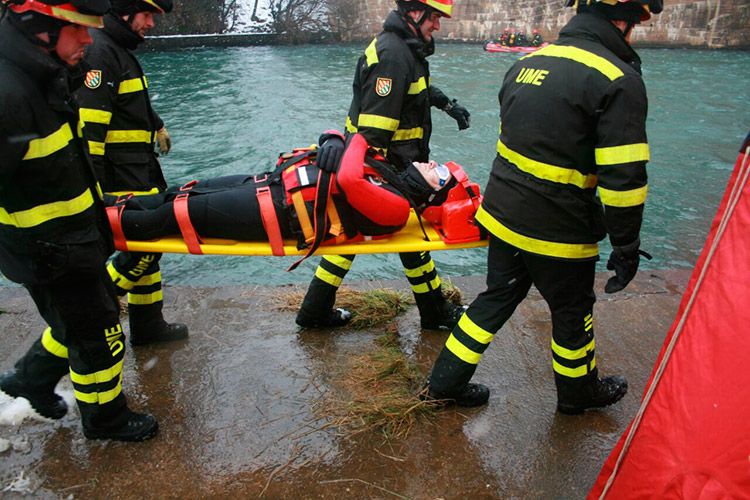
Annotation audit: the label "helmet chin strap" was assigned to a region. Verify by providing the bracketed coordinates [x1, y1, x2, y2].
[398, 6, 429, 42]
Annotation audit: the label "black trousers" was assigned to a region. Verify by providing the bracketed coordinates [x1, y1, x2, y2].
[118, 175, 281, 241]
[429, 236, 598, 398]
[14, 239, 129, 430]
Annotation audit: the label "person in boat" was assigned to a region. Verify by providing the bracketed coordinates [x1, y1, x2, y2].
[296, 0, 473, 331]
[516, 30, 528, 46]
[531, 28, 544, 46]
[106, 133, 474, 260]
[0, 0, 158, 442]
[498, 28, 510, 45]
[424, 0, 661, 409]
[76, 0, 188, 347]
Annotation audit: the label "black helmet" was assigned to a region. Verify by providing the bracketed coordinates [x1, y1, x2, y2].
[110, 0, 171, 16]
[565, 0, 663, 22]
[2, 0, 110, 28]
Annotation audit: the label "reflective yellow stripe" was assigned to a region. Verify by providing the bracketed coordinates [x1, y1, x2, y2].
[551, 337, 595, 360]
[357, 114, 400, 132]
[105, 130, 153, 144]
[79, 108, 113, 125]
[408, 77, 427, 95]
[49, 6, 102, 28]
[404, 259, 435, 278]
[315, 266, 343, 287]
[324, 255, 353, 271]
[497, 140, 597, 189]
[345, 116, 358, 134]
[457, 314, 494, 345]
[118, 77, 146, 94]
[108, 262, 137, 291]
[107, 188, 160, 197]
[127, 290, 163, 306]
[475, 206, 599, 259]
[88, 140, 105, 156]
[23, 123, 73, 160]
[599, 185, 648, 207]
[522, 45, 624, 81]
[445, 334, 481, 364]
[595, 143, 650, 165]
[393, 127, 424, 141]
[133, 271, 162, 287]
[364, 38, 378, 67]
[70, 359, 124, 386]
[411, 275, 441, 294]
[74, 380, 123, 405]
[0, 189, 94, 229]
[41, 327, 68, 359]
[553, 358, 596, 378]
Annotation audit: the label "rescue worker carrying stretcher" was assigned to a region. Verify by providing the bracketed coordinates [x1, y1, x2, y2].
[76, 0, 188, 346]
[425, 0, 660, 409]
[297, 0, 473, 331]
[0, 0, 158, 441]
[105, 133, 479, 259]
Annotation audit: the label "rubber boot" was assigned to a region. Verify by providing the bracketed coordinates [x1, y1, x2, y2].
[83, 409, 159, 442]
[417, 288, 467, 331]
[296, 273, 352, 328]
[555, 369, 628, 415]
[421, 382, 490, 407]
[0, 369, 67, 420]
[0, 338, 69, 419]
[129, 303, 188, 346]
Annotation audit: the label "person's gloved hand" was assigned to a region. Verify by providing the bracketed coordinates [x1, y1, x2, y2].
[156, 126, 171, 155]
[605, 239, 652, 293]
[443, 99, 471, 130]
[316, 134, 345, 173]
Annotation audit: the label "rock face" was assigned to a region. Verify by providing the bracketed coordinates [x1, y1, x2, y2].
[350, 0, 750, 48]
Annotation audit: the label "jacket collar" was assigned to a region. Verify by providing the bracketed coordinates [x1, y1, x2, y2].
[558, 12, 642, 74]
[383, 10, 435, 59]
[0, 18, 62, 82]
[103, 12, 143, 51]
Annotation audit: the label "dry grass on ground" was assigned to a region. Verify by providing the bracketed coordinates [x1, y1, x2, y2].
[277, 281, 464, 329]
[277, 287, 411, 329]
[316, 330, 441, 439]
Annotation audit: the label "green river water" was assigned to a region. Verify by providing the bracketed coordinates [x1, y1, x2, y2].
[3, 44, 749, 286]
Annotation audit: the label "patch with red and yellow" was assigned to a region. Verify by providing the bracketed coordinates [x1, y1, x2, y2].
[375, 77, 392, 97]
[84, 70, 102, 89]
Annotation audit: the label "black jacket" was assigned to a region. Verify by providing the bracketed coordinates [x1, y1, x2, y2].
[76, 13, 166, 194]
[0, 19, 111, 283]
[345, 10, 451, 172]
[477, 12, 650, 260]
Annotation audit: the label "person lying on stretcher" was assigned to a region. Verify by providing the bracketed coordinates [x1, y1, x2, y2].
[106, 132, 481, 261]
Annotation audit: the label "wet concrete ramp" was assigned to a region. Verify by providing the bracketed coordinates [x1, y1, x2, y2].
[0, 270, 689, 498]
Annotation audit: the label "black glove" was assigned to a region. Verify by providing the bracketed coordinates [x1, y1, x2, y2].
[605, 239, 653, 294]
[444, 99, 471, 130]
[316, 134, 345, 173]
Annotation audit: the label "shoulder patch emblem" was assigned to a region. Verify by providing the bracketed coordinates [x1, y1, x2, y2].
[375, 77, 392, 97]
[84, 70, 102, 89]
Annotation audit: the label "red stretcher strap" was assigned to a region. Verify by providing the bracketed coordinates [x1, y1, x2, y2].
[256, 184, 285, 256]
[173, 181, 203, 255]
[106, 203, 129, 252]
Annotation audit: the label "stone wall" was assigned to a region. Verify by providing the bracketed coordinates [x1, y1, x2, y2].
[351, 0, 750, 48]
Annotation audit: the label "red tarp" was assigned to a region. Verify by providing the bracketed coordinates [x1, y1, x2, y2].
[590, 134, 750, 499]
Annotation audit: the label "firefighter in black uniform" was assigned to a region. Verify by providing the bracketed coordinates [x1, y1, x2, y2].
[76, 0, 187, 345]
[425, 0, 662, 409]
[0, 0, 157, 441]
[296, 0, 472, 330]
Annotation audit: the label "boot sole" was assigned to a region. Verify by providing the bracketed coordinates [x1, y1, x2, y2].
[83, 421, 159, 442]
